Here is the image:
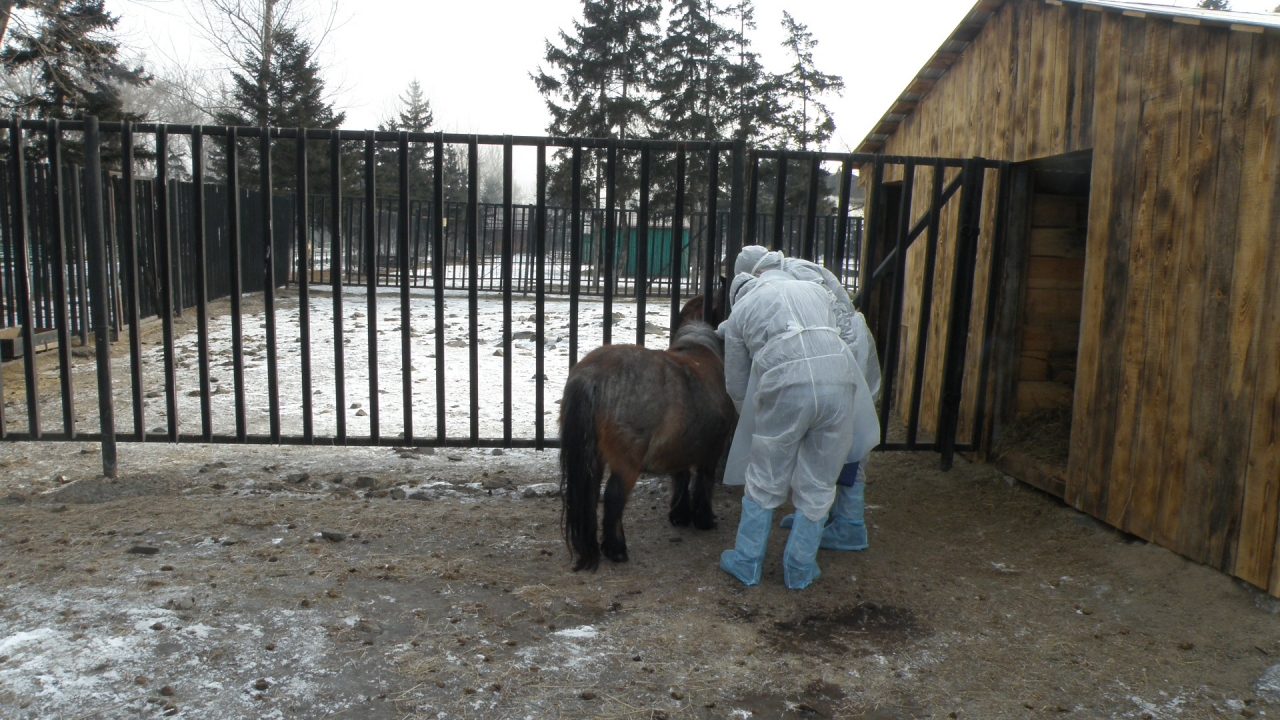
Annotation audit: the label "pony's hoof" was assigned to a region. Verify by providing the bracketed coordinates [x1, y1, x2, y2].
[693, 515, 717, 531]
[668, 509, 693, 527]
[601, 543, 629, 563]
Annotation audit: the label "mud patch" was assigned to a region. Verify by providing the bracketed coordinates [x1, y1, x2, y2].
[764, 604, 929, 656]
[39, 473, 201, 505]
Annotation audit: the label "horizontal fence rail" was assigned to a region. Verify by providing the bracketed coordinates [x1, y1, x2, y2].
[0, 116, 1003, 478]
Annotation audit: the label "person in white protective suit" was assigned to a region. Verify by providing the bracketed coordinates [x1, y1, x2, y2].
[723, 246, 881, 554]
[716, 265, 876, 589]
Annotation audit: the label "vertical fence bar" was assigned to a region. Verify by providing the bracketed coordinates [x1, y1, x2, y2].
[363, 131, 380, 442]
[669, 145, 686, 331]
[119, 122, 145, 439]
[261, 126, 281, 443]
[168, 176, 182, 320]
[48, 122, 75, 437]
[192, 128, 213, 441]
[603, 140, 617, 346]
[297, 129, 314, 443]
[72, 170, 89, 343]
[226, 127, 247, 442]
[860, 157, 886, 314]
[330, 132, 347, 442]
[433, 133, 446, 442]
[937, 159, 986, 470]
[802, 155, 820, 262]
[83, 117, 116, 474]
[635, 145, 650, 346]
[833, 154, 854, 283]
[702, 145, 720, 324]
[876, 160, 915, 448]
[155, 128, 178, 441]
[8, 120, 40, 437]
[745, 151, 759, 247]
[467, 137, 479, 444]
[398, 131, 413, 444]
[569, 141, 582, 367]
[501, 136, 514, 445]
[725, 139, 745, 313]
[907, 161, 946, 449]
[771, 149, 787, 251]
[535, 142, 547, 449]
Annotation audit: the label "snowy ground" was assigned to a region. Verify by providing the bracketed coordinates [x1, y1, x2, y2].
[4, 288, 693, 442]
[2, 291, 1280, 720]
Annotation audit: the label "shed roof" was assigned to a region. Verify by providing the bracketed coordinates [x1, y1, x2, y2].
[856, 0, 1280, 154]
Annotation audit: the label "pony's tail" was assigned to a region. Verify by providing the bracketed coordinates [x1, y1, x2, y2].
[559, 375, 603, 571]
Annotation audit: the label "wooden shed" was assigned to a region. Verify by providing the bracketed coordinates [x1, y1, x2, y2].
[856, 0, 1280, 597]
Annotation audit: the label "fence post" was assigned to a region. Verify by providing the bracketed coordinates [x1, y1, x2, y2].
[8, 119, 41, 438]
[83, 117, 118, 476]
[724, 138, 746, 308]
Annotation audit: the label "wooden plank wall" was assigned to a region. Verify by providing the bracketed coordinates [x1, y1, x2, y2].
[1015, 192, 1085, 415]
[863, 0, 1280, 596]
[880, 0, 1099, 438]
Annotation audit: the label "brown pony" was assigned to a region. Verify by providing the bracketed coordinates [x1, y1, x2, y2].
[676, 276, 727, 329]
[559, 322, 736, 571]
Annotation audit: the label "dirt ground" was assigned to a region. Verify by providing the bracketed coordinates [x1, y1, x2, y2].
[2, 438, 1279, 720]
[3, 298, 1280, 719]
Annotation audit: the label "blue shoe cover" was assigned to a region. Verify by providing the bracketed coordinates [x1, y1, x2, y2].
[783, 512, 824, 589]
[779, 512, 796, 529]
[719, 497, 773, 586]
[821, 483, 868, 551]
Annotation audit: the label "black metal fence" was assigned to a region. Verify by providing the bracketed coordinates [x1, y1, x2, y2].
[0, 116, 1003, 478]
[297, 196, 863, 298]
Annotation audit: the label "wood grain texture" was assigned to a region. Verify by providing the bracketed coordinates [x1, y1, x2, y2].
[859, 0, 1280, 595]
[1125, 21, 1195, 543]
[1178, 28, 1245, 568]
[1066, 10, 1124, 516]
[1235, 36, 1280, 592]
[1105, 19, 1169, 532]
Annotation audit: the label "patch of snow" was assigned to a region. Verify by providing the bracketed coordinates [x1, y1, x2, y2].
[554, 625, 598, 640]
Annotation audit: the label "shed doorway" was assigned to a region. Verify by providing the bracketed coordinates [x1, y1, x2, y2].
[993, 150, 1091, 481]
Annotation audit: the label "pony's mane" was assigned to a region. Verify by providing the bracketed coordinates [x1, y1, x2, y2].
[671, 321, 723, 360]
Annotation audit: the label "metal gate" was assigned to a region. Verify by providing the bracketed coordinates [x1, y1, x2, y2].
[0, 116, 1005, 476]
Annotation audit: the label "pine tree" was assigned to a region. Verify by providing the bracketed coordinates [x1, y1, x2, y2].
[0, 0, 151, 164]
[773, 11, 842, 152]
[1197, 0, 1229, 10]
[213, 24, 345, 193]
[533, 0, 663, 204]
[374, 79, 467, 203]
[724, 0, 779, 145]
[649, 0, 777, 208]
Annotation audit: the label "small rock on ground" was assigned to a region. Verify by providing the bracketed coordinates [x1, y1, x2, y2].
[320, 530, 346, 542]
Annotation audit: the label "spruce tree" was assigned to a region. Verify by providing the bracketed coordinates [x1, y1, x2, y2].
[651, 0, 777, 208]
[1196, 0, 1229, 9]
[375, 79, 467, 203]
[533, 0, 663, 204]
[774, 11, 842, 152]
[0, 0, 151, 164]
[213, 24, 345, 194]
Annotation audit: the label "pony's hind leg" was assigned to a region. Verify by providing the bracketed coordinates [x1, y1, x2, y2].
[668, 470, 693, 527]
[691, 465, 717, 530]
[601, 472, 638, 563]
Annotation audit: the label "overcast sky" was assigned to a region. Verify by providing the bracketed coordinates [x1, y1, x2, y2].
[113, 0, 1280, 152]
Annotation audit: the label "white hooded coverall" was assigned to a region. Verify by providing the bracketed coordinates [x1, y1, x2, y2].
[718, 270, 865, 522]
[723, 249, 881, 489]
